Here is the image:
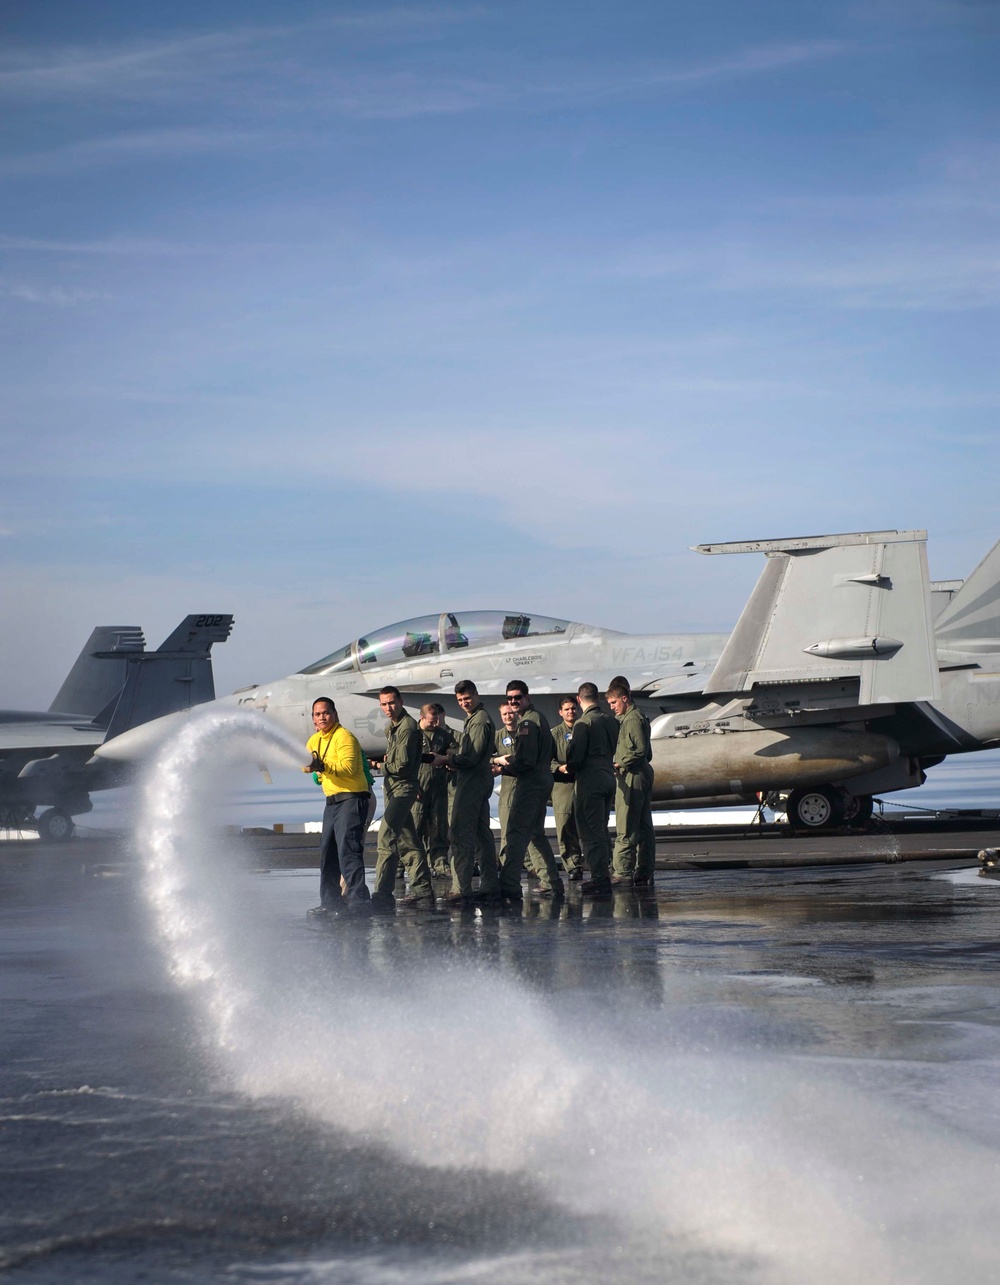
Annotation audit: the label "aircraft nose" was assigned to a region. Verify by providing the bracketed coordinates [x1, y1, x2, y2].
[93, 710, 186, 763]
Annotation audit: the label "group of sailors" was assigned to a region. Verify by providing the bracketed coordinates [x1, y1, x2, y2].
[304, 677, 655, 917]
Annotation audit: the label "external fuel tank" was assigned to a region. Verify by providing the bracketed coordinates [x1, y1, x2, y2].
[650, 727, 899, 802]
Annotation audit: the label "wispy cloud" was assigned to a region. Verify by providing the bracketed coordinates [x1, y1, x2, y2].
[243, 39, 852, 121]
[0, 10, 489, 103]
[710, 246, 1000, 310]
[605, 40, 849, 92]
[0, 16, 850, 118]
[601, 224, 1000, 312]
[188, 422, 691, 551]
[4, 282, 108, 306]
[0, 127, 281, 177]
[0, 233, 218, 256]
[0, 30, 249, 99]
[0, 38, 854, 175]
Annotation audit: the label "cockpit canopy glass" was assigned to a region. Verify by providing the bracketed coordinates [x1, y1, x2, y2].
[300, 611, 569, 675]
[357, 614, 441, 667]
[302, 641, 353, 675]
[442, 611, 568, 649]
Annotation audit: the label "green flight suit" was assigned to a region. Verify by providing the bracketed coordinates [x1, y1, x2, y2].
[567, 704, 618, 882]
[434, 723, 460, 828]
[495, 726, 550, 883]
[611, 703, 656, 880]
[550, 720, 582, 874]
[440, 722, 491, 873]
[411, 724, 452, 876]
[447, 703, 499, 897]
[500, 704, 561, 897]
[373, 712, 434, 899]
[439, 729, 465, 848]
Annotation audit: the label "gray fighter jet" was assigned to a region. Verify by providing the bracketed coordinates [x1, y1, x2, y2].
[648, 528, 1000, 830]
[95, 609, 729, 768]
[0, 614, 233, 839]
[95, 529, 1000, 831]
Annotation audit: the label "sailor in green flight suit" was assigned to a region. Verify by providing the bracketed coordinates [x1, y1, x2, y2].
[493, 701, 551, 887]
[411, 702, 453, 878]
[606, 677, 656, 888]
[494, 681, 563, 901]
[550, 695, 583, 879]
[567, 681, 618, 897]
[371, 686, 435, 909]
[430, 680, 499, 904]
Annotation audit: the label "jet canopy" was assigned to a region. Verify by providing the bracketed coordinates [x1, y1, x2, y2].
[300, 611, 570, 675]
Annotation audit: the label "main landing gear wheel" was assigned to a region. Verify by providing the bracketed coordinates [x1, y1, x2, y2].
[841, 793, 874, 827]
[785, 786, 843, 833]
[36, 808, 75, 842]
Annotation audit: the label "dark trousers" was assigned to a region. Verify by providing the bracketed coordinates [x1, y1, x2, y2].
[319, 792, 372, 906]
[573, 771, 614, 881]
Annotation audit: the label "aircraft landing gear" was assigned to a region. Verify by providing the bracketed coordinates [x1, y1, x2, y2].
[784, 787, 875, 833]
[841, 793, 874, 828]
[36, 808, 75, 842]
[785, 786, 844, 833]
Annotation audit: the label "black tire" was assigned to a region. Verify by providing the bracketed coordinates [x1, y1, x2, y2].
[36, 808, 75, 842]
[785, 786, 844, 833]
[841, 793, 874, 827]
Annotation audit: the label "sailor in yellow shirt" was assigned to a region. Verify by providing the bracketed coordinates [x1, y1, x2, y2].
[304, 697, 373, 916]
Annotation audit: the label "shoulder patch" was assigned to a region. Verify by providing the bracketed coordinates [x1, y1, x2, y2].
[517, 724, 530, 738]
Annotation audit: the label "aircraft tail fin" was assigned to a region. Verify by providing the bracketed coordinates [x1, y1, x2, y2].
[48, 626, 146, 717]
[698, 530, 940, 705]
[100, 614, 234, 740]
[933, 538, 1000, 655]
[155, 613, 235, 656]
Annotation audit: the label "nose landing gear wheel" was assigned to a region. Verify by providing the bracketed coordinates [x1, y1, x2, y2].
[36, 808, 75, 842]
[785, 786, 843, 833]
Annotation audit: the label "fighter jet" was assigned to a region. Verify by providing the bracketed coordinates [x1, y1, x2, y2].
[0, 614, 233, 839]
[646, 528, 1000, 831]
[95, 609, 729, 771]
[94, 529, 1000, 833]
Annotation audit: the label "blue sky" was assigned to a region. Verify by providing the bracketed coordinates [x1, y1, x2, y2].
[2, 1, 997, 706]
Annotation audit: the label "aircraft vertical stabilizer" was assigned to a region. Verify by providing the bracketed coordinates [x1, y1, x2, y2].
[48, 626, 145, 717]
[101, 614, 234, 740]
[696, 530, 940, 705]
[933, 538, 1000, 655]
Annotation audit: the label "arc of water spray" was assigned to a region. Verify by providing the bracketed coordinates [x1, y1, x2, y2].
[135, 706, 595, 1170]
[140, 709, 308, 1044]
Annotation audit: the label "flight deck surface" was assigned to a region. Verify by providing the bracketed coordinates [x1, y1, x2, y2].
[2, 828, 999, 1284]
[228, 815, 1000, 871]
